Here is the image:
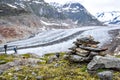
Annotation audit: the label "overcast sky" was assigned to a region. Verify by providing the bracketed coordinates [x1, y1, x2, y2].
[44, 0, 120, 15]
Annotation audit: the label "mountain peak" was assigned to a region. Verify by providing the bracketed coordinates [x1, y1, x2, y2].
[96, 11, 120, 24]
[63, 2, 84, 9]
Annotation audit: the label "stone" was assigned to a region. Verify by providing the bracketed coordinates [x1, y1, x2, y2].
[76, 52, 89, 57]
[85, 52, 98, 60]
[87, 56, 120, 70]
[97, 71, 113, 80]
[0, 70, 3, 75]
[27, 58, 42, 65]
[32, 72, 37, 76]
[36, 76, 43, 80]
[0, 58, 42, 73]
[68, 46, 77, 50]
[55, 53, 60, 58]
[75, 48, 88, 53]
[54, 63, 60, 67]
[13, 75, 18, 80]
[63, 55, 70, 60]
[66, 51, 76, 55]
[77, 36, 99, 45]
[15, 67, 21, 72]
[67, 55, 86, 62]
[79, 46, 108, 53]
[47, 56, 58, 63]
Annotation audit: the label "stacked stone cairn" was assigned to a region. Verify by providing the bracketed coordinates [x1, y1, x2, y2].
[64, 35, 107, 63]
[64, 35, 120, 80]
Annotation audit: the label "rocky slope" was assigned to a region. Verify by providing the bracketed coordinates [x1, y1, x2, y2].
[0, 52, 120, 80]
[107, 29, 120, 55]
[50, 2, 102, 26]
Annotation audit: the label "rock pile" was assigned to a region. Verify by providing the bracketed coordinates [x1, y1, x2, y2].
[64, 36, 120, 80]
[64, 36, 107, 62]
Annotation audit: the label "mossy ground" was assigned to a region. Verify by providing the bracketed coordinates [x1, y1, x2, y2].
[0, 53, 120, 80]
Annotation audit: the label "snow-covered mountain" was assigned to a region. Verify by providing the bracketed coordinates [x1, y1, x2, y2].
[50, 2, 102, 26]
[96, 11, 120, 24]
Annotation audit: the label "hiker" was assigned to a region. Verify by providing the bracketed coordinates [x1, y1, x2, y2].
[13, 46, 17, 54]
[4, 44, 7, 54]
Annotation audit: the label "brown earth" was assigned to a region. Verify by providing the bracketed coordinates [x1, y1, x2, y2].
[0, 14, 43, 44]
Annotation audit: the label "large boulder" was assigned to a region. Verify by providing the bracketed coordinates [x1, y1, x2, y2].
[97, 71, 113, 80]
[87, 55, 120, 70]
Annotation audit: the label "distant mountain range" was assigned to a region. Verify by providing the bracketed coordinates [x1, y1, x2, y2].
[0, 0, 102, 26]
[96, 11, 120, 24]
[50, 2, 102, 26]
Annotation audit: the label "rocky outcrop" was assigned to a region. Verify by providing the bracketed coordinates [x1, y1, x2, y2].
[106, 30, 120, 55]
[87, 55, 120, 71]
[0, 58, 42, 73]
[64, 36, 120, 80]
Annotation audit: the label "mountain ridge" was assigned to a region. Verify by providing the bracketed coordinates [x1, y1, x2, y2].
[96, 11, 120, 24]
[49, 2, 103, 26]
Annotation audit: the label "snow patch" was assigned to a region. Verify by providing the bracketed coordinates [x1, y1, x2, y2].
[7, 4, 17, 9]
[41, 20, 60, 26]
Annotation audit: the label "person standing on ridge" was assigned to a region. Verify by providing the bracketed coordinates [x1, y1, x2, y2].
[13, 46, 17, 54]
[4, 44, 7, 54]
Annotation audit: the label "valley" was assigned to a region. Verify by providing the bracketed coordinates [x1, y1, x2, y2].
[0, 25, 120, 56]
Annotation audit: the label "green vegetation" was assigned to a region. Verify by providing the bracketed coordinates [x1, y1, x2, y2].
[115, 55, 120, 58]
[21, 53, 31, 58]
[0, 53, 120, 80]
[0, 54, 15, 64]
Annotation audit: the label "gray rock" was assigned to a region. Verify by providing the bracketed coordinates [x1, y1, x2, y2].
[47, 56, 58, 63]
[87, 56, 120, 70]
[76, 52, 89, 57]
[0, 70, 3, 75]
[32, 72, 37, 76]
[15, 67, 21, 72]
[36, 76, 43, 80]
[85, 52, 98, 61]
[63, 55, 70, 60]
[79, 46, 108, 53]
[54, 63, 60, 67]
[67, 55, 86, 62]
[97, 71, 113, 80]
[13, 75, 18, 80]
[0, 58, 42, 73]
[64, 54, 94, 62]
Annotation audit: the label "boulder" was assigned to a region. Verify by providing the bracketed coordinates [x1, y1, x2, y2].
[0, 58, 42, 73]
[0, 70, 3, 75]
[87, 56, 120, 70]
[36, 76, 43, 80]
[47, 56, 59, 63]
[64, 55, 90, 62]
[97, 71, 113, 80]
